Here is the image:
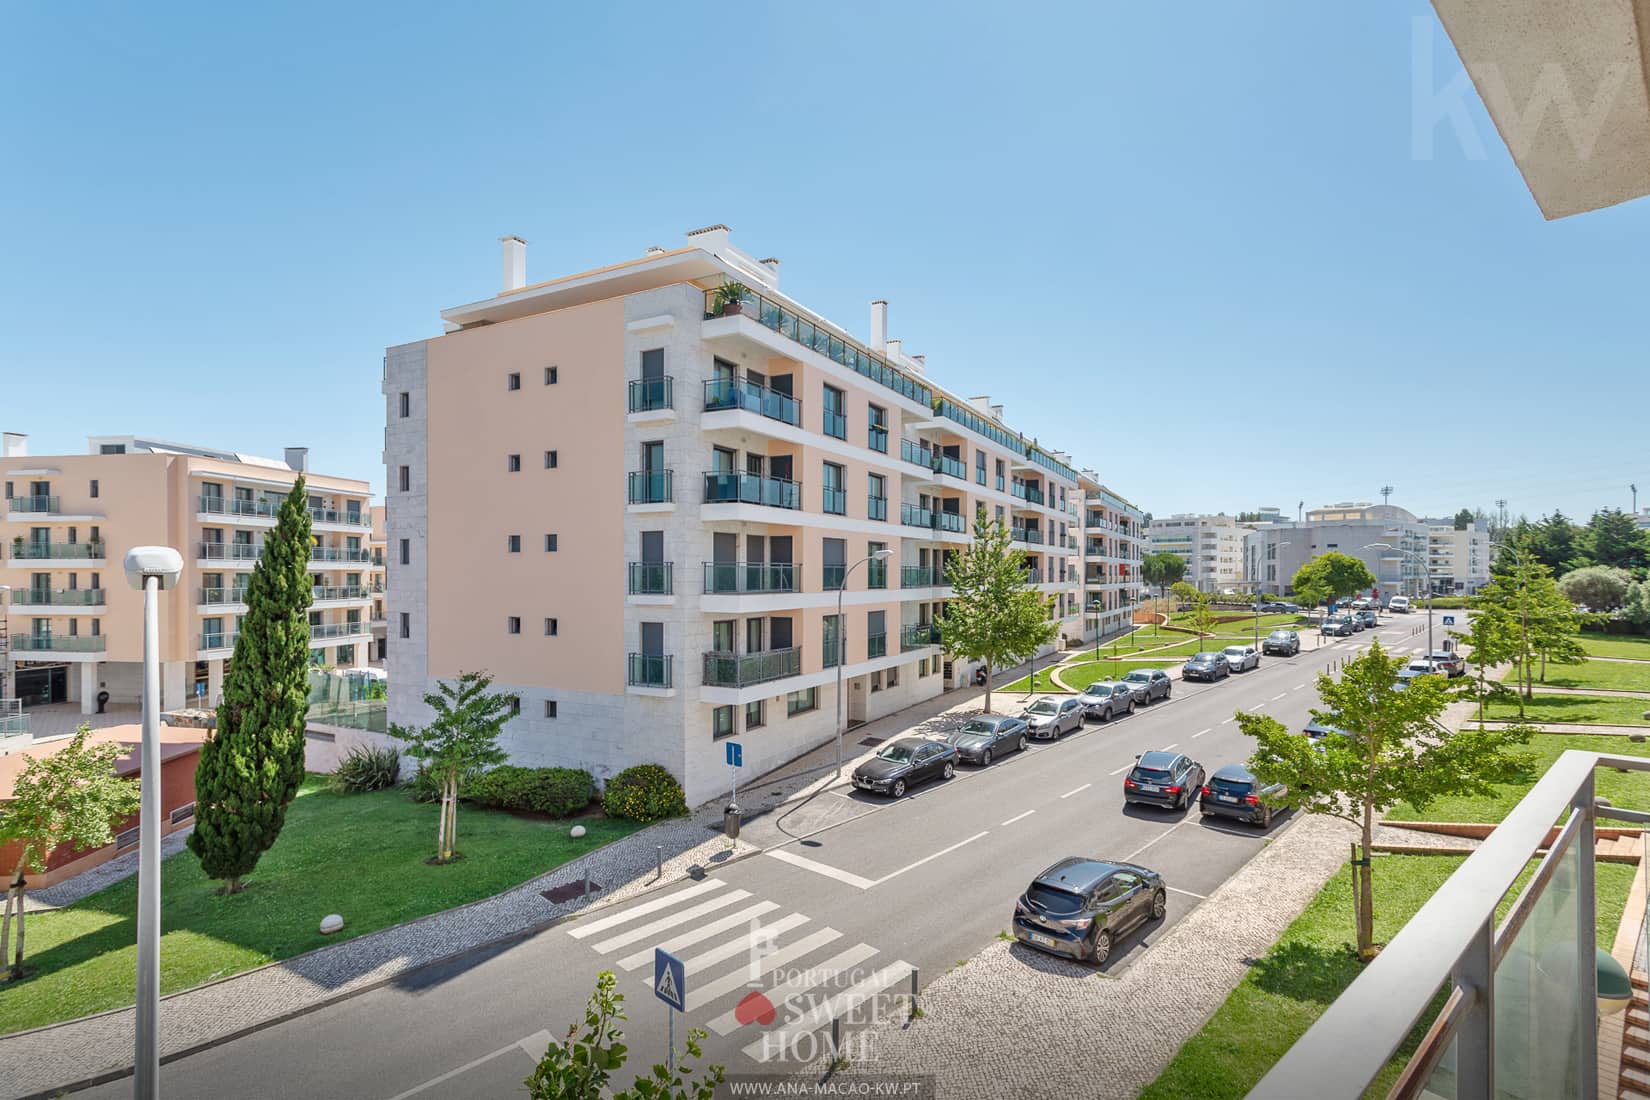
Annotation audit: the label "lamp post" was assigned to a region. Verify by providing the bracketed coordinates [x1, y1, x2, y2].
[123, 546, 183, 1100]
[1365, 542, 1432, 657]
[835, 549, 893, 777]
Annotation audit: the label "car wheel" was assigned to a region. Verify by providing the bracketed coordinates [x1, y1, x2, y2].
[1150, 889, 1167, 921]
[1127, 700, 1136, 715]
[1090, 929, 1114, 965]
[1162, 687, 1171, 700]
[1016, 736, 1027, 753]
[980, 749, 992, 767]
[1258, 806, 1273, 829]
[942, 762, 955, 781]
[891, 779, 906, 799]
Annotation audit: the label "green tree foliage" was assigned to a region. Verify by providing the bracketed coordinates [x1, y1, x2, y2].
[1169, 580, 1201, 605]
[525, 971, 725, 1100]
[1237, 642, 1532, 960]
[189, 480, 314, 894]
[1184, 591, 1222, 649]
[938, 519, 1059, 714]
[1622, 581, 1650, 631]
[0, 726, 141, 979]
[1475, 547, 1585, 709]
[1556, 565, 1632, 610]
[1140, 551, 1187, 608]
[1290, 551, 1376, 608]
[391, 671, 513, 862]
[1527, 511, 1582, 574]
[1581, 509, 1649, 573]
[1453, 508, 1474, 531]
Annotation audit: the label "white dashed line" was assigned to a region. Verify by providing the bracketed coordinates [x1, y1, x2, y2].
[1166, 885, 1208, 900]
[1293, 684, 1308, 691]
[1000, 809, 1036, 826]
[1221, 717, 1235, 725]
[1192, 727, 1212, 739]
[1160, 743, 1178, 751]
[1060, 783, 1092, 799]
[1109, 763, 1132, 776]
[1124, 822, 1186, 863]
[1270, 693, 1287, 701]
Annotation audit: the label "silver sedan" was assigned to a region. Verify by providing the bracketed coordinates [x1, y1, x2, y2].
[1222, 645, 1261, 672]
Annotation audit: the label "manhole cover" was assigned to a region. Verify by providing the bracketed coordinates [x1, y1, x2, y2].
[857, 736, 885, 747]
[542, 881, 600, 904]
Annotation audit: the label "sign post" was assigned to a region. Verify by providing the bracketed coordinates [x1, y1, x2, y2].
[725, 740, 743, 806]
[654, 948, 686, 1073]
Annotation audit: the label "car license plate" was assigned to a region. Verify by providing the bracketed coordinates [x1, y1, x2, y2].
[1218, 795, 1238, 803]
[1029, 932, 1055, 947]
[1139, 784, 1160, 793]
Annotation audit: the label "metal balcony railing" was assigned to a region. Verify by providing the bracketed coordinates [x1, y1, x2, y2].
[11, 542, 106, 560]
[310, 621, 369, 640]
[702, 561, 799, 594]
[868, 426, 889, 453]
[7, 495, 59, 514]
[822, 410, 847, 440]
[868, 496, 888, 521]
[702, 472, 801, 510]
[901, 564, 947, 588]
[627, 653, 672, 689]
[822, 487, 846, 515]
[312, 585, 373, 601]
[200, 632, 239, 651]
[198, 542, 260, 560]
[900, 623, 940, 650]
[15, 635, 106, 652]
[702, 646, 801, 688]
[310, 546, 374, 563]
[702, 377, 801, 427]
[199, 587, 249, 605]
[628, 376, 673, 413]
[627, 561, 673, 596]
[1010, 526, 1045, 546]
[10, 588, 106, 606]
[627, 470, 674, 505]
[866, 631, 887, 659]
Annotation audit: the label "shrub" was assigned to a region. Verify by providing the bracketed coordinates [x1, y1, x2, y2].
[467, 765, 595, 818]
[330, 744, 401, 793]
[407, 762, 480, 803]
[601, 764, 688, 823]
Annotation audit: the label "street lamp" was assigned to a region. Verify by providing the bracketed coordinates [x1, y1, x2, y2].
[1364, 542, 1433, 657]
[124, 545, 183, 1100]
[835, 549, 893, 777]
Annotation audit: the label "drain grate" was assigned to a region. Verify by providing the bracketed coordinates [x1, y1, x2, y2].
[857, 736, 885, 747]
[542, 881, 600, 904]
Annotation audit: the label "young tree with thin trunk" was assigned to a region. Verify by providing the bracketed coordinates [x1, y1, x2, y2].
[0, 726, 140, 979]
[391, 671, 513, 862]
[1184, 591, 1222, 650]
[1236, 641, 1532, 961]
[1475, 548, 1584, 708]
[189, 479, 313, 894]
[1140, 551, 1187, 633]
[938, 519, 1059, 715]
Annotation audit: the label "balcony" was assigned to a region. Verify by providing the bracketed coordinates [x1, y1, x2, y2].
[900, 503, 966, 534]
[627, 376, 673, 413]
[198, 542, 261, 561]
[703, 377, 801, 427]
[199, 495, 278, 520]
[900, 623, 940, 650]
[311, 584, 373, 602]
[702, 646, 801, 688]
[627, 470, 674, 505]
[10, 588, 106, 607]
[627, 561, 674, 596]
[1025, 568, 1044, 584]
[199, 631, 239, 651]
[310, 621, 369, 640]
[866, 631, 887, 659]
[1010, 526, 1045, 546]
[702, 472, 801, 511]
[11, 542, 107, 561]
[899, 439, 966, 481]
[15, 634, 106, 653]
[703, 561, 799, 595]
[627, 653, 672, 689]
[8, 495, 59, 514]
[199, 586, 248, 605]
[901, 564, 946, 588]
[310, 546, 374, 563]
[310, 506, 371, 528]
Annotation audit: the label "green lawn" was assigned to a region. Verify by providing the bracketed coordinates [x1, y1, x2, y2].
[1056, 659, 1181, 691]
[1498, 659, 1650, 694]
[1141, 854, 1635, 1100]
[997, 668, 1068, 694]
[1167, 612, 1310, 634]
[1483, 693, 1650, 728]
[1386, 734, 1650, 823]
[1578, 634, 1650, 661]
[0, 776, 642, 1035]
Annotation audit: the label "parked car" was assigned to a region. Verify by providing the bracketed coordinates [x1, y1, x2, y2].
[1121, 667, 1173, 703]
[1394, 666, 1440, 692]
[1262, 629, 1301, 657]
[1350, 598, 1372, 611]
[1182, 651, 1231, 682]
[851, 737, 957, 797]
[1388, 596, 1411, 613]
[1077, 681, 1136, 723]
[1023, 695, 1084, 739]
[1345, 615, 1366, 633]
[1199, 763, 1286, 828]
[1256, 601, 1289, 613]
[1012, 857, 1167, 965]
[1424, 650, 1467, 677]
[1321, 618, 1354, 638]
[1356, 610, 1379, 630]
[1123, 750, 1207, 811]
[943, 715, 1027, 765]
[1222, 644, 1261, 672]
[1303, 719, 1352, 748]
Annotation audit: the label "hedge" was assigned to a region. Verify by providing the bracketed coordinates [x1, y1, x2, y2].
[467, 765, 596, 818]
[602, 764, 688, 823]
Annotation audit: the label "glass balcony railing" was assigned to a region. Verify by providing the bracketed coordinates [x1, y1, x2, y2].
[15, 635, 107, 652]
[900, 623, 940, 650]
[310, 546, 373, 563]
[627, 653, 672, 689]
[12, 542, 106, 560]
[868, 496, 888, 521]
[311, 585, 373, 601]
[935, 510, 966, 533]
[900, 438, 932, 469]
[628, 376, 674, 413]
[1010, 526, 1044, 545]
[198, 542, 260, 560]
[10, 588, 106, 606]
[702, 377, 801, 427]
[199, 587, 250, 605]
[311, 507, 371, 527]
[822, 487, 846, 515]
[866, 631, 887, 659]
[7, 495, 59, 513]
[200, 632, 239, 651]
[199, 495, 275, 518]
[627, 561, 673, 596]
[868, 426, 889, 453]
[822, 410, 847, 440]
[309, 621, 370, 640]
[702, 561, 799, 594]
[822, 564, 846, 590]
[702, 472, 801, 510]
[866, 560, 887, 589]
[901, 503, 933, 529]
[1025, 568, 1044, 585]
[702, 646, 801, 688]
[627, 470, 674, 505]
[901, 564, 947, 588]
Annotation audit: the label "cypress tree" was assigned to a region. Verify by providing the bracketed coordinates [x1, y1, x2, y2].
[188, 479, 314, 893]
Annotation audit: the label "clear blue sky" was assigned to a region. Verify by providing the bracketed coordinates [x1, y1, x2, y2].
[4, 1, 1645, 522]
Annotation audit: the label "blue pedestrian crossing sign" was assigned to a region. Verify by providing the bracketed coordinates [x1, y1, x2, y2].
[654, 948, 686, 1012]
[1443, 615, 1456, 626]
[726, 741, 743, 768]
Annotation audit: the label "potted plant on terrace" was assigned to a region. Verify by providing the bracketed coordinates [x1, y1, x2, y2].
[711, 281, 750, 317]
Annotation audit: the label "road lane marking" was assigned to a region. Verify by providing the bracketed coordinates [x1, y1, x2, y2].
[766, 848, 877, 890]
[872, 831, 990, 886]
[590, 889, 755, 954]
[1109, 763, 1132, 775]
[745, 961, 916, 1062]
[1270, 693, 1287, 701]
[1293, 684, 1308, 691]
[693, 927, 853, 1016]
[674, 912, 814, 974]
[567, 879, 726, 939]
[1060, 783, 1092, 799]
[1167, 885, 1208, 900]
[1161, 743, 1178, 751]
[1221, 717, 1235, 724]
[1123, 822, 1185, 863]
[1001, 809, 1036, 826]
[386, 1031, 554, 1099]
[1192, 727, 1212, 739]
[614, 901, 785, 970]
[711, 941, 879, 1035]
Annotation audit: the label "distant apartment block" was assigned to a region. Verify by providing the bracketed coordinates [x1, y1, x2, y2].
[1425, 520, 1491, 594]
[1, 433, 383, 713]
[1081, 483, 1146, 634]
[382, 226, 1145, 803]
[1148, 513, 1249, 590]
[1248, 502, 1431, 600]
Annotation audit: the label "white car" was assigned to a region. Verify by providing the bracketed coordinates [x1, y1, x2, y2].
[1222, 645, 1261, 672]
[1388, 596, 1411, 613]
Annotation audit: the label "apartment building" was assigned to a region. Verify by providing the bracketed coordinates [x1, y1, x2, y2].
[1249, 503, 1431, 600]
[383, 226, 1134, 804]
[1080, 481, 1147, 636]
[1425, 520, 1491, 594]
[1, 434, 383, 714]
[368, 504, 387, 665]
[1148, 513, 1249, 590]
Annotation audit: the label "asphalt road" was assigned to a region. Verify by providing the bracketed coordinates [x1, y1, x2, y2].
[70, 614, 1444, 1100]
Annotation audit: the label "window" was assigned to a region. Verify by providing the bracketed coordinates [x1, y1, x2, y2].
[745, 699, 765, 729]
[712, 705, 735, 739]
[399, 538, 410, 565]
[787, 687, 818, 716]
[887, 666, 898, 688]
[866, 542, 887, 588]
[545, 617, 559, 636]
[508, 696, 522, 715]
[867, 473, 887, 521]
[918, 660, 929, 678]
[507, 454, 521, 472]
[398, 466, 410, 492]
[867, 609, 886, 657]
[545, 533, 558, 552]
[544, 450, 558, 469]
[544, 700, 558, 718]
[100, 443, 126, 454]
[507, 372, 521, 391]
[822, 385, 846, 439]
[399, 392, 410, 418]
[545, 366, 558, 385]
[870, 670, 882, 692]
[507, 616, 522, 634]
[822, 462, 845, 515]
[823, 538, 846, 590]
[822, 614, 841, 668]
[508, 535, 521, 553]
[867, 404, 888, 452]
[90, 479, 99, 498]
[399, 613, 410, 639]
[976, 450, 986, 485]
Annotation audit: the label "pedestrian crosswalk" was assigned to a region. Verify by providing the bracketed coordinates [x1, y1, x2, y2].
[565, 877, 913, 1063]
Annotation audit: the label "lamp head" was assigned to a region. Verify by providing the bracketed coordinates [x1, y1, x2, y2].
[871, 549, 893, 559]
[124, 546, 184, 591]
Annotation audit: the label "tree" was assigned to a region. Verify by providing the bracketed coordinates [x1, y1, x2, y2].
[1474, 546, 1585, 709]
[1291, 551, 1376, 608]
[525, 971, 725, 1100]
[1184, 591, 1222, 650]
[1452, 508, 1474, 531]
[1527, 510, 1582, 575]
[938, 519, 1059, 715]
[0, 727, 140, 979]
[1237, 641, 1532, 961]
[189, 480, 314, 894]
[1140, 551, 1187, 630]
[391, 671, 513, 862]
[1557, 565, 1632, 610]
[1581, 509, 1649, 573]
[1623, 581, 1650, 632]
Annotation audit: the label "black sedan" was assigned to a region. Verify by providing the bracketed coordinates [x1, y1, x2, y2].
[1262, 629, 1300, 657]
[943, 716, 1027, 766]
[1199, 763, 1285, 827]
[1012, 857, 1167, 965]
[851, 737, 957, 798]
[1121, 667, 1172, 703]
[1123, 750, 1206, 811]
[1077, 681, 1135, 722]
[1181, 651, 1231, 682]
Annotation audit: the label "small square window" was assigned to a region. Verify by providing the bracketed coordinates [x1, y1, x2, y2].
[399, 392, 410, 418]
[870, 670, 882, 692]
[888, 666, 899, 688]
[545, 366, 558, 385]
[507, 372, 521, 391]
[712, 705, 735, 739]
[399, 612, 410, 639]
[507, 454, 521, 472]
[544, 450, 558, 469]
[399, 538, 410, 565]
[507, 616, 521, 634]
[545, 534, 558, 552]
[89, 479, 99, 499]
[508, 535, 521, 553]
[398, 466, 410, 492]
[544, 617, 558, 636]
[544, 700, 558, 719]
[745, 699, 764, 729]
[508, 696, 521, 715]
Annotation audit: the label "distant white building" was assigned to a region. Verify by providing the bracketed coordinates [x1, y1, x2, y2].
[1247, 503, 1431, 601]
[1425, 521, 1491, 594]
[1148, 513, 1249, 590]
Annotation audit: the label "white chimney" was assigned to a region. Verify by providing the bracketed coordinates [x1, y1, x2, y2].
[644, 245, 667, 256]
[969, 395, 993, 415]
[870, 300, 888, 351]
[686, 223, 731, 254]
[885, 338, 902, 363]
[1, 432, 26, 458]
[500, 236, 527, 292]
[285, 446, 309, 473]
[990, 404, 1005, 422]
[910, 353, 926, 374]
[759, 257, 781, 287]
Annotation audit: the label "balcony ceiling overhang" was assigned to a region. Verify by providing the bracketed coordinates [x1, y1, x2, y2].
[1432, 0, 1650, 218]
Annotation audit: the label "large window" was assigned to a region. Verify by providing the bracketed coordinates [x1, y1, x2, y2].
[787, 687, 818, 716]
[712, 705, 735, 739]
[867, 473, 887, 521]
[745, 699, 765, 729]
[822, 614, 842, 668]
[822, 385, 846, 440]
[822, 462, 845, 515]
[867, 404, 888, 453]
[867, 542, 888, 588]
[822, 538, 846, 590]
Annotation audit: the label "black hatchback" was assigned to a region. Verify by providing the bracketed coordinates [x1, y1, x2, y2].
[1199, 763, 1285, 827]
[1012, 857, 1167, 965]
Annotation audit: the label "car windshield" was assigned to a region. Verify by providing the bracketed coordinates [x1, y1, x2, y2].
[1083, 685, 1111, 696]
[1267, 631, 1291, 640]
[1026, 701, 1059, 716]
[1124, 671, 1151, 683]
[960, 719, 998, 735]
[1223, 647, 1246, 657]
[1192, 652, 1219, 662]
[1026, 884, 1085, 915]
[1131, 767, 1171, 781]
[875, 744, 915, 763]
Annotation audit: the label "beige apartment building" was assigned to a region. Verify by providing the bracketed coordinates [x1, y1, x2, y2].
[1081, 482, 1147, 635]
[1148, 513, 1249, 590]
[1, 434, 383, 715]
[383, 226, 1140, 804]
